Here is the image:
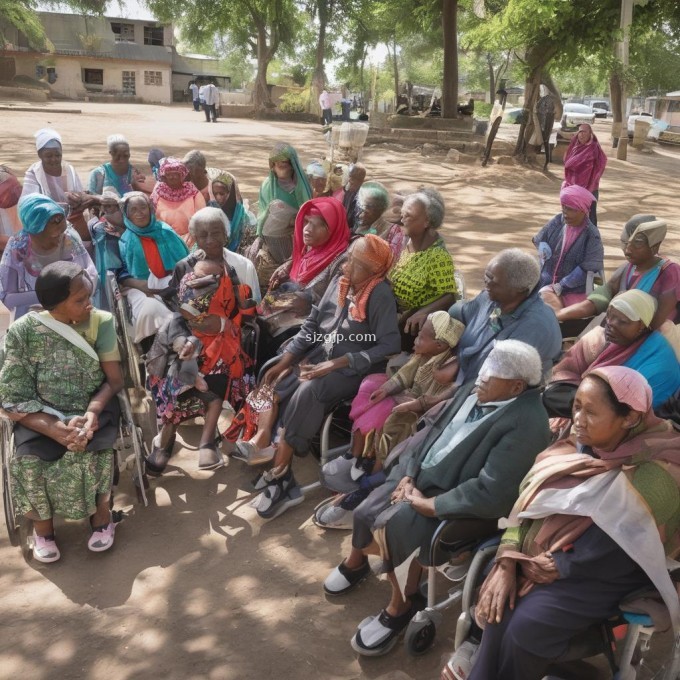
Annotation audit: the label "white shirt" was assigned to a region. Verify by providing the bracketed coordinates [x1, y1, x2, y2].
[319, 90, 331, 109]
[189, 83, 199, 97]
[203, 83, 219, 106]
[224, 249, 261, 302]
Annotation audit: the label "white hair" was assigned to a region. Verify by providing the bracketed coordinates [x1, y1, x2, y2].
[183, 149, 207, 168]
[107, 134, 129, 153]
[189, 206, 230, 239]
[479, 339, 542, 386]
[491, 248, 540, 293]
[405, 188, 445, 229]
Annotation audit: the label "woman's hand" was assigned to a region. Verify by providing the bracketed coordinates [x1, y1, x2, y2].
[391, 476, 415, 504]
[433, 357, 459, 385]
[369, 387, 388, 404]
[263, 355, 295, 385]
[189, 314, 223, 335]
[269, 264, 290, 291]
[404, 310, 428, 336]
[519, 552, 559, 585]
[393, 398, 424, 415]
[404, 488, 436, 517]
[299, 360, 338, 381]
[476, 558, 518, 625]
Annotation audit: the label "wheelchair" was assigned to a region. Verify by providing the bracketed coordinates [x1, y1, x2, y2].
[1, 389, 149, 557]
[448, 534, 680, 679]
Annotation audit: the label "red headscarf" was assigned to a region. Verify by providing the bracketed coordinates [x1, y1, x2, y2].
[290, 197, 350, 285]
[0, 168, 22, 210]
[563, 124, 608, 193]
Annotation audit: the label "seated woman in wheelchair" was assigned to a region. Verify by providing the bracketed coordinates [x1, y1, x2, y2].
[557, 214, 680, 330]
[246, 234, 401, 519]
[145, 208, 256, 473]
[117, 191, 188, 344]
[545, 289, 680, 418]
[452, 366, 680, 680]
[0, 262, 123, 562]
[533, 185, 603, 313]
[322, 340, 551, 657]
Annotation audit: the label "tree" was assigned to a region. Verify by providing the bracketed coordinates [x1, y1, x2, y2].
[441, 0, 458, 117]
[146, 0, 302, 110]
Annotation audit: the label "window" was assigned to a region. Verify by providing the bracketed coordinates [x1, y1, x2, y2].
[83, 68, 104, 86]
[122, 70, 136, 95]
[111, 22, 135, 42]
[144, 70, 162, 86]
[668, 100, 680, 113]
[143, 26, 164, 46]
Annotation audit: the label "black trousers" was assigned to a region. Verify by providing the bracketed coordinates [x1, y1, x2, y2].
[203, 103, 217, 122]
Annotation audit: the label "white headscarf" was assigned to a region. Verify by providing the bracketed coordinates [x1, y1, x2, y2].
[34, 128, 62, 151]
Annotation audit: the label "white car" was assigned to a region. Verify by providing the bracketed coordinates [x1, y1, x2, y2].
[627, 111, 653, 137]
[561, 103, 596, 131]
[591, 106, 608, 119]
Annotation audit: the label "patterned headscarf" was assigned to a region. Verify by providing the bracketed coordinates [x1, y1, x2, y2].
[17, 194, 65, 234]
[338, 233, 392, 321]
[290, 197, 350, 286]
[429, 310, 465, 348]
[151, 157, 199, 206]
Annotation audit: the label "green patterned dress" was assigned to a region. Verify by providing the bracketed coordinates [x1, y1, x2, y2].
[0, 310, 120, 520]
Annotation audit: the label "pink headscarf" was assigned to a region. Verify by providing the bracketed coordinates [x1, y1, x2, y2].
[588, 365, 651, 414]
[151, 156, 199, 206]
[290, 197, 350, 285]
[563, 124, 608, 193]
[560, 185, 596, 214]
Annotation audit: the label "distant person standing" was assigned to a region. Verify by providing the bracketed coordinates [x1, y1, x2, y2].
[202, 82, 219, 123]
[319, 88, 332, 125]
[189, 81, 199, 111]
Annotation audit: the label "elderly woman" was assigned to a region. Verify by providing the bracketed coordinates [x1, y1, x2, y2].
[455, 366, 680, 680]
[562, 123, 607, 225]
[354, 181, 405, 261]
[243, 235, 401, 519]
[207, 171, 251, 253]
[343, 162, 366, 231]
[546, 289, 680, 413]
[0, 195, 97, 320]
[145, 207, 256, 473]
[182, 150, 218, 203]
[0, 166, 23, 250]
[150, 157, 206, 241]
[21, 128, 94, 242]
[257, 197, 350, 361]
[89, 134, 153, 197]
[558, 214, 680, 330]
[388, 189, 457, 345]
[533, 184, 604, 312]
[87, 191, 128, 310]
[321, 341, 550, 657]
[256, 143, 312, 236]
[0, 262, 124, 562]
[118, 192, 188, 343]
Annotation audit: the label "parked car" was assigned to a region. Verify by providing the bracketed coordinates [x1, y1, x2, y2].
[627, 111, 653, 137]
[591, 106, 608, 119]
[561, 103, 596, 131]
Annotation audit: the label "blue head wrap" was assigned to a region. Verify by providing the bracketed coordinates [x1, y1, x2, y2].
[18, 194, 65, 234]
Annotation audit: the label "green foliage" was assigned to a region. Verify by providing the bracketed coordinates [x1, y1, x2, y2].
[473, 101, 492, 117]
[278, 88, 311, 112]
[628, 27, 680, 95]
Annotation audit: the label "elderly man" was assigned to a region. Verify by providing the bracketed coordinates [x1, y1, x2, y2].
[323, 340, 551, 657]
[202, 81, 219, 123]
[398, 248, 562, 417]
[342, 163, 366, 231]
[319, 88, 333, 125]
[183, 150, 214, 203]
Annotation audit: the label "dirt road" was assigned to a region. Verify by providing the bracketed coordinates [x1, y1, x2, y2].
[1, 101, 678, 680]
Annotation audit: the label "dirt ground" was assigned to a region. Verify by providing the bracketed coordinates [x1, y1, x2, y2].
[1, 100, 679, 680]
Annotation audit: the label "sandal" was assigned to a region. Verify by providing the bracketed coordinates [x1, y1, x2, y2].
[350, 606, 417, 656]
[323, 557, 370, 595]
[232, 441, 276, 466]
[198, 443, 224, 470]
[145, 434, 176, 476]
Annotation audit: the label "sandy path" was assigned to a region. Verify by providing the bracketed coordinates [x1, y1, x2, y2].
[1, 101, 678, 680]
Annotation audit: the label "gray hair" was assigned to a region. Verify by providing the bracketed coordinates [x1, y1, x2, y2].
[107, 134, 129, 152]
[480, 339, 542, 386]
[490, 248, 540, 293]
[405, 187, 445, 229]
[358, 181, 390, 214]
[183, 149, 207, 169]
[189, 206, 230, 239]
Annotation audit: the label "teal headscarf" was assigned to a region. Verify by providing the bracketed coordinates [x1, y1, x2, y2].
[118, 192, 189, 279]
[256, 143, 312, 236]
[18, 194, 65, 234]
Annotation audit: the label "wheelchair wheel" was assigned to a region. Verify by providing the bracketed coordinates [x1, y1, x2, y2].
[117, 391, 150, 507]
[1, 418, 19, 546]
[404, 614, 437, 656]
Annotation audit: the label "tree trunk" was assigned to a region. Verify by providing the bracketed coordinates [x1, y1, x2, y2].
[514, 64, 541, 156]
[487, 53, 495, 104]
[541, 70, 563, 120]
[441, 0, 458, 118]
[254, 24, 273, 111]
[391, 38, 399, 113]
[610, 70, 624, 148]
[310, 0, 329, 115]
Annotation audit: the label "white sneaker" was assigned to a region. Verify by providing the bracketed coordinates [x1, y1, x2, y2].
[443, 641, 480, 680]
[32, 532, 60, 563]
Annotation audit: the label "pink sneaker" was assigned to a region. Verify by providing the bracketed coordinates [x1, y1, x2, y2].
[33, 532, 60, 563]
[88, 523, 116, 552]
